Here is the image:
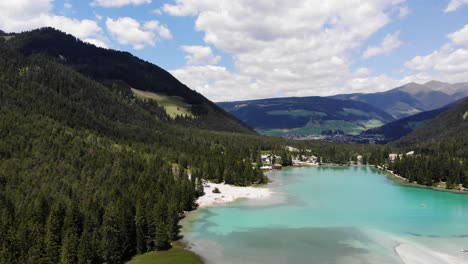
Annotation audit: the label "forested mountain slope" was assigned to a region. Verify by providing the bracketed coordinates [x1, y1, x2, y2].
[2, 27, 254, 134]
[361, 104, 453, 142]
[0, 34, 268, 263]
[387, 97, 468, 188]
[396, 97, 468, 150]
[0, 28, 391, 264]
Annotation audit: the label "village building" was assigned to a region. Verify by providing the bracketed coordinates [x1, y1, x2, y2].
[272, 163, 283, 170]
[261, 154, 281, 165]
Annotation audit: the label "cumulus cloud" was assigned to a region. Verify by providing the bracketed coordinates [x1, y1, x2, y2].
[0, 0, 106, 46]
[444, 0, 468, 12]
[397, 6, 409, 18]
[363, 31, 402, 59]
[404, 24, 468, 83]
[84, 38, 109, 49]
[181, 45, 221, 65]
[106, 17, 171, 50]
[163, 0, 408, 100]
[447, 24, 468, 46]
[345, 75, 400, 93]
[91, 0, 151, 8]
[143, 20, 172, 39]
[171, 65, 266, 102]
[162, 0, 212, 16]
[345, 73, 433, 94]
[405, 46, 468, 77]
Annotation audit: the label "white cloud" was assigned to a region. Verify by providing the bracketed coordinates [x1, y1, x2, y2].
[106, 17, 171, 50]
[345, 75, 400, 93]
[84, 38, 109, 49]
[181, 45, 220, 65]
[354, 67, 371, 76]
[405, 46, 468, 76]
[163, 0, 212, 16]
[444, 0, 468, 12]
[143, 20, 172, 39]
[171, 65, 265, 102]
[447, 24, 468, 46]
[94, 12, 103, 21]
[0, 0, 105, 45]
[64, 3, 72, 9]
[345, 73, 434, 95]
[404, 24, 468, 83]
[0, 0, 52, 19]
[172, 65, 436, 101]
[90, 0, 151, 8]
[397, 6, 409, 17]
[164, 0, 407, 100]
[363, 31, 402, 59]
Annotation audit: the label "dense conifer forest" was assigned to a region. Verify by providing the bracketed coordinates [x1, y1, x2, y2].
[0, 29, 390, 263]
[387, 97, 468, 188]
[1, 28, 466, 264]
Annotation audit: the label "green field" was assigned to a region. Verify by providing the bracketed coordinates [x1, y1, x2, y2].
[131, 88, 193, 118]
[2, 35, 14, 41]
[357, 119, 384, 130]
[339, 108, 370, 117]
[126, 242, 203, 264]
[257, 119, 385, 137]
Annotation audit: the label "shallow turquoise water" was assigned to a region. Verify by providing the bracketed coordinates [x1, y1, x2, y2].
[181, 166, 468, 264]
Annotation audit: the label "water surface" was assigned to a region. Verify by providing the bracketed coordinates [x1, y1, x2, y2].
[181, 166, 468, 263]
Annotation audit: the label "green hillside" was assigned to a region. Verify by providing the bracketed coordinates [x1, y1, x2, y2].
[396, 97, 468, 150]
[4, 27, 254, 135]
[0, 28, 396, 264]
[361, 104, 452, 142]
[218, 96, 394, 137]
[131, 88, 193, 118]
[386, 98, 468, 188]
[0, 31, 270, 264]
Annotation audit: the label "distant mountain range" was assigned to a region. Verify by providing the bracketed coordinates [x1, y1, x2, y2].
[218, 96, 395, 137]
[219, 81, 467, 138]
[331, 81, 468, 119]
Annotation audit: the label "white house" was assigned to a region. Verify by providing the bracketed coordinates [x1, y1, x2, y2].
[285, 146, 299, 152]
[261, 154, 281, 165]
[389, 154, 399, 161]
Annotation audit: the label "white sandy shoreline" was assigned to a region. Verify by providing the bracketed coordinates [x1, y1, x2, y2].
[196, 181, 272, 208]
[395, 243, 468, 264]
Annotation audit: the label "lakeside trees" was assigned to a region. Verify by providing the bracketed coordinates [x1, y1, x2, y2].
[0, 39, 376, 263]
[0, 44, 267, 263]
[2, 28, 466, 264]
[389, 153, 468, 189]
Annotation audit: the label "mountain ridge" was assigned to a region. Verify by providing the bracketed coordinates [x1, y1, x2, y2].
[2, 27, 255, 135]
[395, 96, 468, 148]
[361, 103, 453, 142]
[331, 81, 468, 119]
[218, 96, 395, 137]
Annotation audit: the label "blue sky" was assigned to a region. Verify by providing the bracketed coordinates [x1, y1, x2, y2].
[1, 0, 468, 101]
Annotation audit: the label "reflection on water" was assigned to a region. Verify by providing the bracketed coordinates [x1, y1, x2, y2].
[182, 166, 468, 264]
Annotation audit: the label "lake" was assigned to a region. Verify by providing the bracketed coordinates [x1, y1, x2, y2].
[181, 166, 468, 264]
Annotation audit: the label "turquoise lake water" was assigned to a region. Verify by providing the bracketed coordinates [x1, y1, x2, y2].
[181, 166, 468, 264]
